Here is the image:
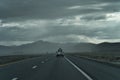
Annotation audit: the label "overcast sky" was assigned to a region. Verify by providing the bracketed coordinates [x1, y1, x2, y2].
[0, 0, 120, 45]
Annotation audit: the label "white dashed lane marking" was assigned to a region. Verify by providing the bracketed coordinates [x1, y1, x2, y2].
[32, 65, 38, 69]
[11, 77, 19, 80]
[41, 61, 45, 63]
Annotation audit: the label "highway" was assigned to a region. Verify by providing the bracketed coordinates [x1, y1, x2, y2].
[0, 55, 120, 80]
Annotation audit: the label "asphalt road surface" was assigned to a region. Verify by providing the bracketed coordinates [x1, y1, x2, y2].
[0, 55, 120, 80]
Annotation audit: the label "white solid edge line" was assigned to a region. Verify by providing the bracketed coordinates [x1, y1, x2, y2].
[65, 57, 93, 80]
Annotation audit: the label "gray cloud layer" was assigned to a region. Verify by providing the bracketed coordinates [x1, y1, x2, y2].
[0, 0, 120, 45]
[0, 0, 120, 19]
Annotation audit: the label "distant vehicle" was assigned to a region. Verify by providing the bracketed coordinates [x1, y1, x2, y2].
[56, 48, 64, 57]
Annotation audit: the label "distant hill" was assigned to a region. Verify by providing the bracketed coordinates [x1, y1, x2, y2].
[96, 42, 120, 53]
[0, 40, 120, 56]
[16, 41, 96, 54]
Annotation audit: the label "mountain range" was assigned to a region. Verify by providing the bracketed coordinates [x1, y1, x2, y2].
[0, 40, 120, 56]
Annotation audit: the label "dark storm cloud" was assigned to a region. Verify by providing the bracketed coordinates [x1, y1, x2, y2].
[0, 26, 44, 41]
[0, 0, 120, 19]
[0, 0, 120, 44]
[0, 25, 108, 41]
[0, 27, 27, 41]
[0, 0, 87, 19]
[0, 22, 120, 43]
[81, 15, 106, 21]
